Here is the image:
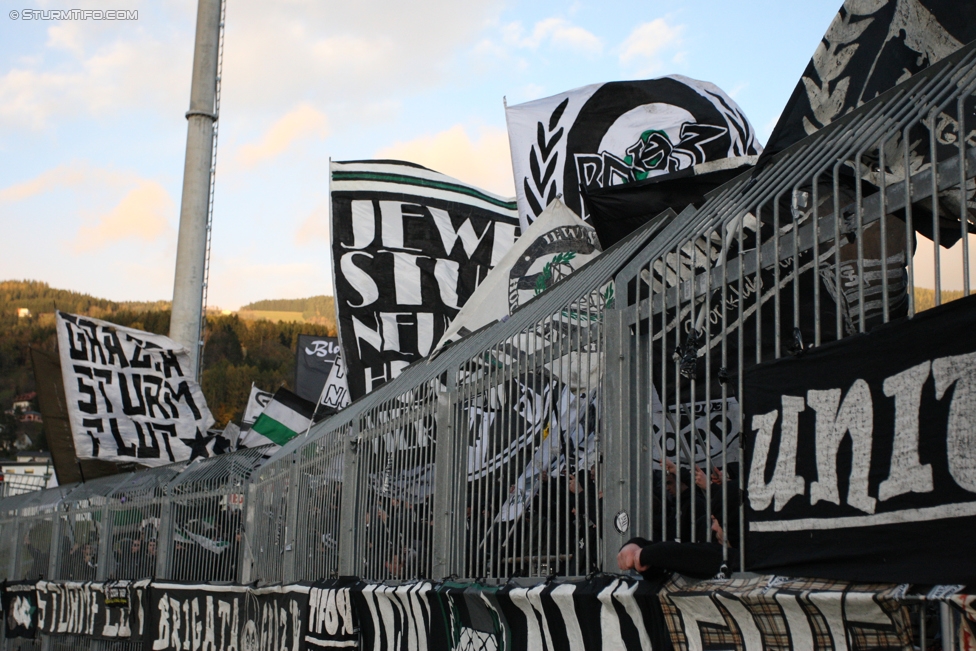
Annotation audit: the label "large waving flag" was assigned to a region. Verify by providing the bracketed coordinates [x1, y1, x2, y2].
[506, 75, 761, 231]
[330, 160, 521, 400]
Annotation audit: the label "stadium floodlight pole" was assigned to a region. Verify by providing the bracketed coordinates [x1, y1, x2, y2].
[169, 0, 222, 380]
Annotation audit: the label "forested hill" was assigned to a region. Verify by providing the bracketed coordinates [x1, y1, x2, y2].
[239, 295, 335, 321]
[0, 280, 170, 317]
[0, 281, 336, 449]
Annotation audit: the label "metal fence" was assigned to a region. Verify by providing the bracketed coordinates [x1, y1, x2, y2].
[602, 40, 976, 570]
[0, 38, 973, 650]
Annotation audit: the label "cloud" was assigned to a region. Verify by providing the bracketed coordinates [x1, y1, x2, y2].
[0, 163, 135, 203]
[618, 18, 685, 76]
[236, 104, 329, 167]
[74, 180, 175, 251]
[503, 18, 602, 54]
[218, 0, 507, 115]
[375, 125, 515, 196]
[0, 27, 190, 129]
[295, 203, 330, 246]
[0, 165, 90, 203]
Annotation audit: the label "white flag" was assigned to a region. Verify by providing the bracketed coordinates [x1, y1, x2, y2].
[432, 198, 601, 355]
[56, 311, 214, 467]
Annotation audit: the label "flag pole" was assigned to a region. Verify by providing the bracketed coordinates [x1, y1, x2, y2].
[304, 379, 330, 438]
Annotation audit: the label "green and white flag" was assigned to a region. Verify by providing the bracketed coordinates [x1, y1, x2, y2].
[238, 387, 315, 451]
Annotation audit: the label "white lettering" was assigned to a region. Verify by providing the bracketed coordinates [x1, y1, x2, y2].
[808, 380, 876, 514]
[342, 201, 375, 250]
[933, 351, 976, 493]
[879, 362, 934, 501]
[339, 252, 378, 308]
[379, 202, 423, 251]
[431, 207, 491, 258]
[153, 594, 170, 650]
[392, 253, 424, 305]
[748, 396, 806, 512]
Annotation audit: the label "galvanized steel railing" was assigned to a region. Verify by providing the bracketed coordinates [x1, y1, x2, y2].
[0, 41, 971, 617]
[603, 41, 976, 570]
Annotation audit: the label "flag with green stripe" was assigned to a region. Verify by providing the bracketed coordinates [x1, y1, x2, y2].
[239, 387, 315, 451]
[330, 159, 522, 401]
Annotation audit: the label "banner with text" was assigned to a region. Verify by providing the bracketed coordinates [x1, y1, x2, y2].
[145, 582, 310, 651]
[744, 294, 976, 585]
[294, 335, 340, 404]
[330, 160, 521, 400]
[56, 312, 215, 467]
[34, 580, 147, 641]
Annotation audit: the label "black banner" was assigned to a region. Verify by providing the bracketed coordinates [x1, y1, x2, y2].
[330, 160, 520, 400]
[0, 577, 954, 649]
[744, 294, 976, 585]
[294, 335, 339, 404]
[35, 580, 147, 641]
[145, 582, 309, 651]
[3, 580, 38, 639]
[762, 0, 976, 161]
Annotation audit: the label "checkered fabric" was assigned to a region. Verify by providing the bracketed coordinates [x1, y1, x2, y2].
[660, 574, 914, 651]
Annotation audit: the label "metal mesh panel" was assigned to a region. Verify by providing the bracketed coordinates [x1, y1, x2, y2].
[56, 474, 132, 581]
[450, 286, 608, 579]
[164, 447, 268, 582]
[293, 425, 346, 581]
[243, 450, 293, 585]
[13, 486, 75, 582]
[107, 463, 185, 580]
[605, 41, 976, 569]
[349, 382, 439, 582]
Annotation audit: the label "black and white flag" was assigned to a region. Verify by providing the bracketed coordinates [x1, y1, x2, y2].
[241, 383, 273, 431]
[762, 0, 976, 160]
[744, 294, 976, 585]
[331, 160, 521, 400]
[3, 581, 38, 639]
[295, 335, 340, 404]
[56, 312, 215, 467]
[433, 198, 601, 355]
[319, 353, 350, 414]
[661, 574, 912, 650]
[506, 76, 761, 231]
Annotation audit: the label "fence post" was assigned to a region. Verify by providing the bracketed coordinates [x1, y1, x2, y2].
[47, 510, 63, 581]
[155, 492, 174, 580]
[602, 306, 633, 572]
[282, 451, 301, 584]
[338, 420, 361, 577]
[95, 504, 114, 581]
[431, 373, 458, 580]
[238, 479, 258, 585]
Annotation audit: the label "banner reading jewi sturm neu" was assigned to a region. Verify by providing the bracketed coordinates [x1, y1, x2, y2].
[506, 75, 761, 231]
[744, 294, 976, 586]
[331, 160, 521, 400]
[56, 312, 214, 467]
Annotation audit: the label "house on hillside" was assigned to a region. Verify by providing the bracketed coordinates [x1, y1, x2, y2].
[11, 392, 36, 413]
[16, 308, 31, 318]
[18, 411, 42, 424]
[0, 452, 57, 496]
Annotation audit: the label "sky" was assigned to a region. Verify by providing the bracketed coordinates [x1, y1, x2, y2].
[0, 0, 848, 310]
